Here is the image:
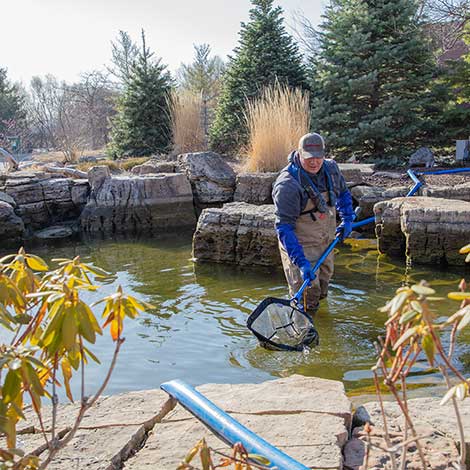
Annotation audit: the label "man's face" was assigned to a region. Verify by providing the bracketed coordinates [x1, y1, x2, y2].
[300, 155, 324, 174]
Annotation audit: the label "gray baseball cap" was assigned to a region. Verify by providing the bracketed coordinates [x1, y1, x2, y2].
[298, 133, 325, 159]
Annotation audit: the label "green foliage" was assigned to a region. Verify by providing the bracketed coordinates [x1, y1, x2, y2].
[108, 31, 173, 158]
[439, 28, 470, 141]
[209, 0, 309, 154]
[0, 68, 26, 146]
[310, 0, 442, 161]
[0, 248, 150, 468]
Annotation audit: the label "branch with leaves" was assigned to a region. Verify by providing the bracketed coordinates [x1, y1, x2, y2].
[0, 248, 153, 469]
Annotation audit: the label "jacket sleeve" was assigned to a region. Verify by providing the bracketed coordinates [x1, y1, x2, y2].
[272, 173, 308, 267]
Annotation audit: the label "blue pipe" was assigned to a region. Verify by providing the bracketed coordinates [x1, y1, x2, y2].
[415, 167, 470, 176]
[160, 379, 311, 470]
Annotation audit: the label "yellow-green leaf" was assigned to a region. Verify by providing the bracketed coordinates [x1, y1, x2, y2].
[25, 255, 48, 272]
[459, 244, 470, 254]
[441, 385, 457, 405]
[421, 334, 435, 365]
[399, 309, 420, 324]
[410, 300, 423, 313]
[448, 292, 470, 301]
[457, 309, 470, 331]
[247, 454, 271, 465]
[62, 312, 77, 350]
[411, 284, 435, 296]
[61, 359, 74, 402]
[393, 327, 417, 350]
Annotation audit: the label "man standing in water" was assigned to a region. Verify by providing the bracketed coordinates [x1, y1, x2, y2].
[272, 132, 354, 314]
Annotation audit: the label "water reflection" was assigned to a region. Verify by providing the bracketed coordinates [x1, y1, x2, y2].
[9, 233, 470, 399]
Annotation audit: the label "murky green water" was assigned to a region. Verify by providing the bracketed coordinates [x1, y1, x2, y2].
[13, 235, 470, 398]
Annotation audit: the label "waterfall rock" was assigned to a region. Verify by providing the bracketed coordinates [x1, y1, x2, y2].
[375, 196, 470, 265]
[1, 175, 89, 230]
[193, 202, 279, 266]
[177, 152, 236, 206]
[0, 201, 25, 243]
[80, 173, 196, 234]
[131, 162, 176, 175]
[233, 172, 277, 205]
[422, 182, 470, 201]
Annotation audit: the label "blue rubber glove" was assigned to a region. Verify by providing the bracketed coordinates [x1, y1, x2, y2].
[336, 218, 354, 241]
[299, 259, 313, 284]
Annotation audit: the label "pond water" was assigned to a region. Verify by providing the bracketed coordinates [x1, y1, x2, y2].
[15, 234, 470, 399]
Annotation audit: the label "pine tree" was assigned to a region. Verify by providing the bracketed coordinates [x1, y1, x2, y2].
[209, 0, 309, 153]
[0, 68, 26, 144]
[108, 31, 173, 158]
[311, 0, 440, 161]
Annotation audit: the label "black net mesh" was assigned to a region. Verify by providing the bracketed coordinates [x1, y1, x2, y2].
[247, 297, 319, 351]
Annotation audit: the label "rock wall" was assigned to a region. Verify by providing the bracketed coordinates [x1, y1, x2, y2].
[80, 171, 196, 234]
[375, 197, 470, 265]
[193, 202, 280, 266]
[0, 172, 89, 231]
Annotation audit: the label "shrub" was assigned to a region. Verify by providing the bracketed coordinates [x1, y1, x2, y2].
[0, 249, 151, 469]
[243, 83, 310, 172]
[170, 90, 206, 155]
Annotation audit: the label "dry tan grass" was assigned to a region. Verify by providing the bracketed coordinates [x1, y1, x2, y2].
[243, 84, 310, 173]
[170, 90, 206, 154]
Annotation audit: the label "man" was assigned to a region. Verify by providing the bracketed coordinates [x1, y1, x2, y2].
[272, 132, 354, 314]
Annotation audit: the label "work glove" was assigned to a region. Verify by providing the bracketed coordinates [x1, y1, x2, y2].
[336, 218, 353, 242]
[299, 259, 313, 285]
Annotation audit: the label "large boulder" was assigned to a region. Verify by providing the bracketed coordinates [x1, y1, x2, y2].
[409, 146, 434, 168]
[0, 201, 25, 244]
[131, 162, 176, 175]
[233, 172, 277, 205]
[177, 152, 236, 206]
[351, 185, 409, 219]
[1, 174, 89, 230]
[375, 196, 470, 265]
[193, 202, 279, 266]
[80, 174, 196, 234]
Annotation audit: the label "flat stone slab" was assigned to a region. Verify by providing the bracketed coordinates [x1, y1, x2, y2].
[125, 376, 351, 470]
[8, 376, 351, 470]
[345, 397, 470, 469]
[11, 390, 173, 470]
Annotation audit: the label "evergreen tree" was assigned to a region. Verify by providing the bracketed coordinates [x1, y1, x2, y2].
[209, 0, 309, 153]
[311, 0, 440, 161]
[440, 27, 470, 140]
[178, 44, 225, 137]
[108, 31, 173, 157]
[0, 68, 26, 144]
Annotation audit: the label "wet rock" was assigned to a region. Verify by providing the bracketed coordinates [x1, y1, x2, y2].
[233, 172, 277, 205]
[177, 151, 236, 206]
[0, 201, 24, 243]
[409, 147, 434, 168]
[192, 202, 279, 266]
[375, 197, 470, 264]
[34, 225, 74, 240]
[131, 162, 176, 175]
[80, 173, 196, 234]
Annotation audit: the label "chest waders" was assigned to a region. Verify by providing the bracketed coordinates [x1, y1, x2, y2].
[279, 163, 337, 313]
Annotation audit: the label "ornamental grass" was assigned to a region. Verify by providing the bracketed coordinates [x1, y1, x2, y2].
[243, 83, 310, 173]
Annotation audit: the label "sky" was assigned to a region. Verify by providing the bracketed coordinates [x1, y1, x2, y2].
[1, 0, 325, 86]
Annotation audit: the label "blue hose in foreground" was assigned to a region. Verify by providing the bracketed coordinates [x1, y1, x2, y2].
[160, 379, 311, 470]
